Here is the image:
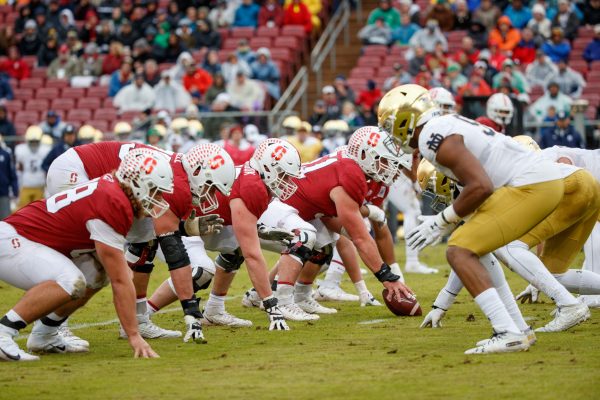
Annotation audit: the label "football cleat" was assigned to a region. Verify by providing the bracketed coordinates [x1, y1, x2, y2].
[476, 326, 536, 346]
[120, 315, 182, 339]
[405, 262, 439, 274]
[465, 331, 530, 355]
[27, 328, 89, 354]
[57, 322, 90, 348]
[313, 285, 359, 302]
[578, 295, 600, 308]
[278, 303, 320, 321]
[296, 298, 338, 314]
[201, 310, 253, 327]
[241, 289, 264, 309]
[535, 302, 591, 333]
[0, 331, 39, 361]
[359, 292, 382, 307]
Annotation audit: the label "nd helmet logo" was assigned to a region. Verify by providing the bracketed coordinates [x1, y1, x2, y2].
[367, 131, 381, 147]
[210, 155, 225, 169]
[271, 146, 287, 161]
[143, 157, 158, 173]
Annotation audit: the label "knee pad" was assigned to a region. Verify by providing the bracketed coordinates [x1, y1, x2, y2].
[216, 248, 244, 273]
[308, 243, 334, 266]
[158, 232, 190, 271]
[192, 266, 214, 292]
[283, 228, 316, 264]
[126, 240, 158, 273]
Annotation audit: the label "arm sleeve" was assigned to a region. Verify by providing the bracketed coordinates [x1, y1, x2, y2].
[86, 219, 127, 250]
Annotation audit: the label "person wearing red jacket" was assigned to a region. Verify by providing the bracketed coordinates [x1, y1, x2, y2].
[223, 125, 255, 166]
[283, 0, 313, 34]
[0, 46, 31, 81]
[355, 80, 382, 110]
[259, 0, 284, 28]
[182, 63, 213, 95]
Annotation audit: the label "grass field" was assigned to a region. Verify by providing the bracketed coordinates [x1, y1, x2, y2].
[0, 243, 598, 400]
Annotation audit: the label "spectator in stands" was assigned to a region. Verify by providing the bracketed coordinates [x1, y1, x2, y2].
[0, 25, 16, 57]
[74, 0, 96, 21]
[162, 33, 188, 64]
[65, 30, 83, 58]
[0, 106, 16, 143]
[79, 10, 100, 43]
[392, 14, 420, 46]
[408, 46, 427, 76]
[205, 72, 227, 107]
[108, 59, 133, 97]
[340, 101, 365, 130]
[259, 0, 284, 28]
[223, 124, 255, 165]
[169, 51, 193, 83]
[0, 133, 17, 219]
[0, 75, 13, 102]
[368, 0, 401, 29]
[309, 100, 329, 126]
[76, 43, 103, 78]
[250, 47, 281, 99]
[176, 20, 196, 49]
[153, 71, 192, 113]
[553, 59, 586, 98]
[283, 0, 314, 34]
[39, 110, 66, 139]
[426, 0, 455, 31]
[285, 121, 322, 162]
[409, 20, 448, 54]
[426, 41, 450, 75]
[152, 22, 172, 50]
[359, 18, 392, 45]
[202, 50, 222, 76]
[143, 59, 161, 86]
[333, 75, 356, 104]
[397, 0, 422, 25]
[102, 41, 124, 76]
[182, 63, 213, 95]
[47, 44, 78, 80]
[233, 0, 261, 28]
[513, 27, 538, 65]
[552, 0, 580, 40]
[542, 27, 571, 62]
[114, 72, 156, 112]
[384, 63, 412, 91]
[57, 9, 76, 41]
[540, 110, 584, 148]
[582, 0, 600, 26]
[473, 0, 501, 32]
[583, 24, 600, 61]
[468, 19, 489, 49]
[222, 52, 252, 83]
[235, 39, 256, 65]
[453, 0, 473, 30]
[285, 0, 322, 31]
[46, 1, 62, 31]
[95, 20, 115, 54]
[526, 49, 559, 88]
[41, 124, 78, 173]
[194, 19, 222, 50]
[488, 16, 521, 52]
[486, 43, 507, 70]
[14, 6, 32, 35]
[227, 71, 265, 111]
[528, 4, 551, 41]
[447, 63, 468, 92]
[18, 20, 42, 57]
[115, 19, 139, 48]
[322, 85, 342, 119]
[453, 37, 480, 66]
[209, 0, 236, 29]
[356, 80, 382, 110]
[205, 94, 238, 139]
[458, 67, 493, 97]
[492, 59, 529, 93]
[37, 36, 58, 68]
[165, 2, 182, 27]
[504, 0, 532, 29]
[530, 81, 573, 122]
[0, 46, 31, 81]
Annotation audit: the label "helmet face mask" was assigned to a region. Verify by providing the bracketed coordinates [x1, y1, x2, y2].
[250, 138, 301, 201]
[347, 126, 403, 185]
[487, 93, 514, 126]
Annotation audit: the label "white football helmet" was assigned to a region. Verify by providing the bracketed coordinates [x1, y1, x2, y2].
[116, 148, 174, 218]
[347, 126, 407, 185]
[250, 138, 301, 200]
[429, 87, 456, 115]
[487, 93, 514, 126]
[182, 144, 236, 213]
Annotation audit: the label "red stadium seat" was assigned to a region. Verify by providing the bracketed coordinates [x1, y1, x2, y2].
[357, 57, 383, 68]
[67, 109, 92, 123]
[217, 28, 230, 41]
[0, 5, 12, 14]
[45, 79, 69, 89]
[222, 38, 240, 50]
[14, 111, 40, 125]
[273, 36, 300, 52]
[390, 46, 407, 56]
[87, 120, 109, 132]
[94, 108, 118, 121]
[13, 88, 33, 101]
[256, 26, 279, 38]
[570, 60, 589, 76]
[120, 111, 139, 122]
[377, 66, 395, 78]
[230, 27, 255, 39]
[250, 37, 272, 49]
[19, 78, 44, 90]
[383, 56, 406, 67]
[86, 86, 109, 98]
[30, 68, 47, 79]
[350, 67, 376, 79]
[27, 99, 50, 112]
[102, 98, 115, 108]
[77, 98, 101, 110]
[4, 100, 23, 114]
[15, 123, 29, 136]
[61, 87, 86, 99]
[5, 12, 17, 25]
[281, 25, 307, 41]
[51, 98, 76, 111]
[362, 45, 388, 58]
[22, 56, 37, 69]
[35, 87, 59, 100]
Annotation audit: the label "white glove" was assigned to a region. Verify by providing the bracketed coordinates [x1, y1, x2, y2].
[257, 223, 294, 244]
[184, 210, 224, 236]
[183, 315, 207, 344]
[266, 306, 290, 331]
[406, 214, 456, 252]
[516, 284, 540, 304]
[366, 204, 386, 226]
[420, 307, 446, 328]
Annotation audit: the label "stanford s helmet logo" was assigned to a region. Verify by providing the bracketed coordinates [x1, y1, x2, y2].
[209, 155, 225, 169]
[367, 131, 381, 147]
[271, 146, 287, 161]
[143, 157, 158, 174]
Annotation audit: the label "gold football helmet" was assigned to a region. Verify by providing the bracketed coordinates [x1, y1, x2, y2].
[78, 124, 96, 143]
[170, 117, 189, 134]
[512, 135, 540, 152]
[417, 159, 456, 212]
[378, 84, 440, 152]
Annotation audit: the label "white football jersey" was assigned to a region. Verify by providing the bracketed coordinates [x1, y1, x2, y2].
[15, 143, 51, 188]
[541, 146, 600, 182]
[418, 114, 563, 188]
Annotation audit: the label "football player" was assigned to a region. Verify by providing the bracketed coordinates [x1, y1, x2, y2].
[429, 87, 456, 115]
[15, 126, 51, 208]
[378, 84, 586, 354]
[147, 139, 302, 330]
[475, 93, 514, 134]
[0, 148, 173, 360]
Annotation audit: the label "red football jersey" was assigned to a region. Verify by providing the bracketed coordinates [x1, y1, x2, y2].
[161, 154, 193, 219]
[365, 180, 390, 208]
[475, 116, 504, 134]
[5, 174, 133, 257]
[194, 163, 270, 225]
[284, 152, 368, 220]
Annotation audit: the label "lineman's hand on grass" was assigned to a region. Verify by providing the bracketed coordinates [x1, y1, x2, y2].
[183, 315, 207, 344]
[420, 307, 446, 328]
[516, 284, 540, 304]
[130, 335, 159, 358]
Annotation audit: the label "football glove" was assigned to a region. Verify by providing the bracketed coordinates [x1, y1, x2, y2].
[406, 214, 456, 252]
[262, 296, 290, 331]
[183, 315, 207, 344]
[366, 204, 386, 227]
[420, 307, 446, 328]
[516, 284, 540, 304]
[257, 223, 294, 244]
[184, 210, 224, 236]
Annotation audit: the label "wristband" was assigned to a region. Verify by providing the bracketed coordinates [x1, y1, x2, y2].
[179, 220, 189, 237]
[181, 296, 203, 318]
[440, 205, 460, 225]
[262, 295, 278, 310]
[374, 263, 400, 282]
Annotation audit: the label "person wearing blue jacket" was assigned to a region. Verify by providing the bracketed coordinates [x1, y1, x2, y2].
[541, 27, 571, 62]
[0, 73, 13, 102]
[583, 25, 600, 62]
[0, 138, 18, 219]
[540, 111, 585, 149]
[250, 47, 281, 99]
[41, 124, 78, 173]
[504, 0, 532, 29]
[233, 0, 261, 28]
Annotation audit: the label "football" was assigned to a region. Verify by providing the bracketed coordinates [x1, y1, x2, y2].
[382, 289, 423, 316]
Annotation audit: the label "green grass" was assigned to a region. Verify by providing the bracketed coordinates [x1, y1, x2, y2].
[0, 244, 598, 400]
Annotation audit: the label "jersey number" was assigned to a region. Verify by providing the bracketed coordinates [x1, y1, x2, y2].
[46, 180, 99, 213]
[452, 114, 496, 137]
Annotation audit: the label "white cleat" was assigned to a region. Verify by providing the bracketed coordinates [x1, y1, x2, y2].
[241, 289, 264, 309]
[57, 322, 90, 348]
[296, 298, 338, 314]
[120, 315, 182, 339]
[27, 332, 88, 354]
[201, 310, 253, 327]
[359, 292, 382, 307]
[476, 326, 536, 346]
[279, 303, 320, 321]
[0, 331, 39, 361]
[465, 331, 530, 355]
[578, 295, 600, 308]
[535, 302, 591, 333]
[313, 285, 359, 302]
[405, 263, 439, 274]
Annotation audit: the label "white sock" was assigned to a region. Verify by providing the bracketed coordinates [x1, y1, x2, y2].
[276, 283, 294, 306]
[474, 288, 521, 335]
[583, 222, 600, 273]
[354, 280, 369, 296]
[554, 270, 600, 295]
[496, 282, 529, 332]
[204, 293, 226, 314]
[147, 300, 159, 315]
[294, 282, 312, 303]
[136, 298, 148, 316]
[0, 309, 26, 335]
[389, 262, 405, 282]
[322, 258, 345, 289]
[495, 242, 578, 306]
